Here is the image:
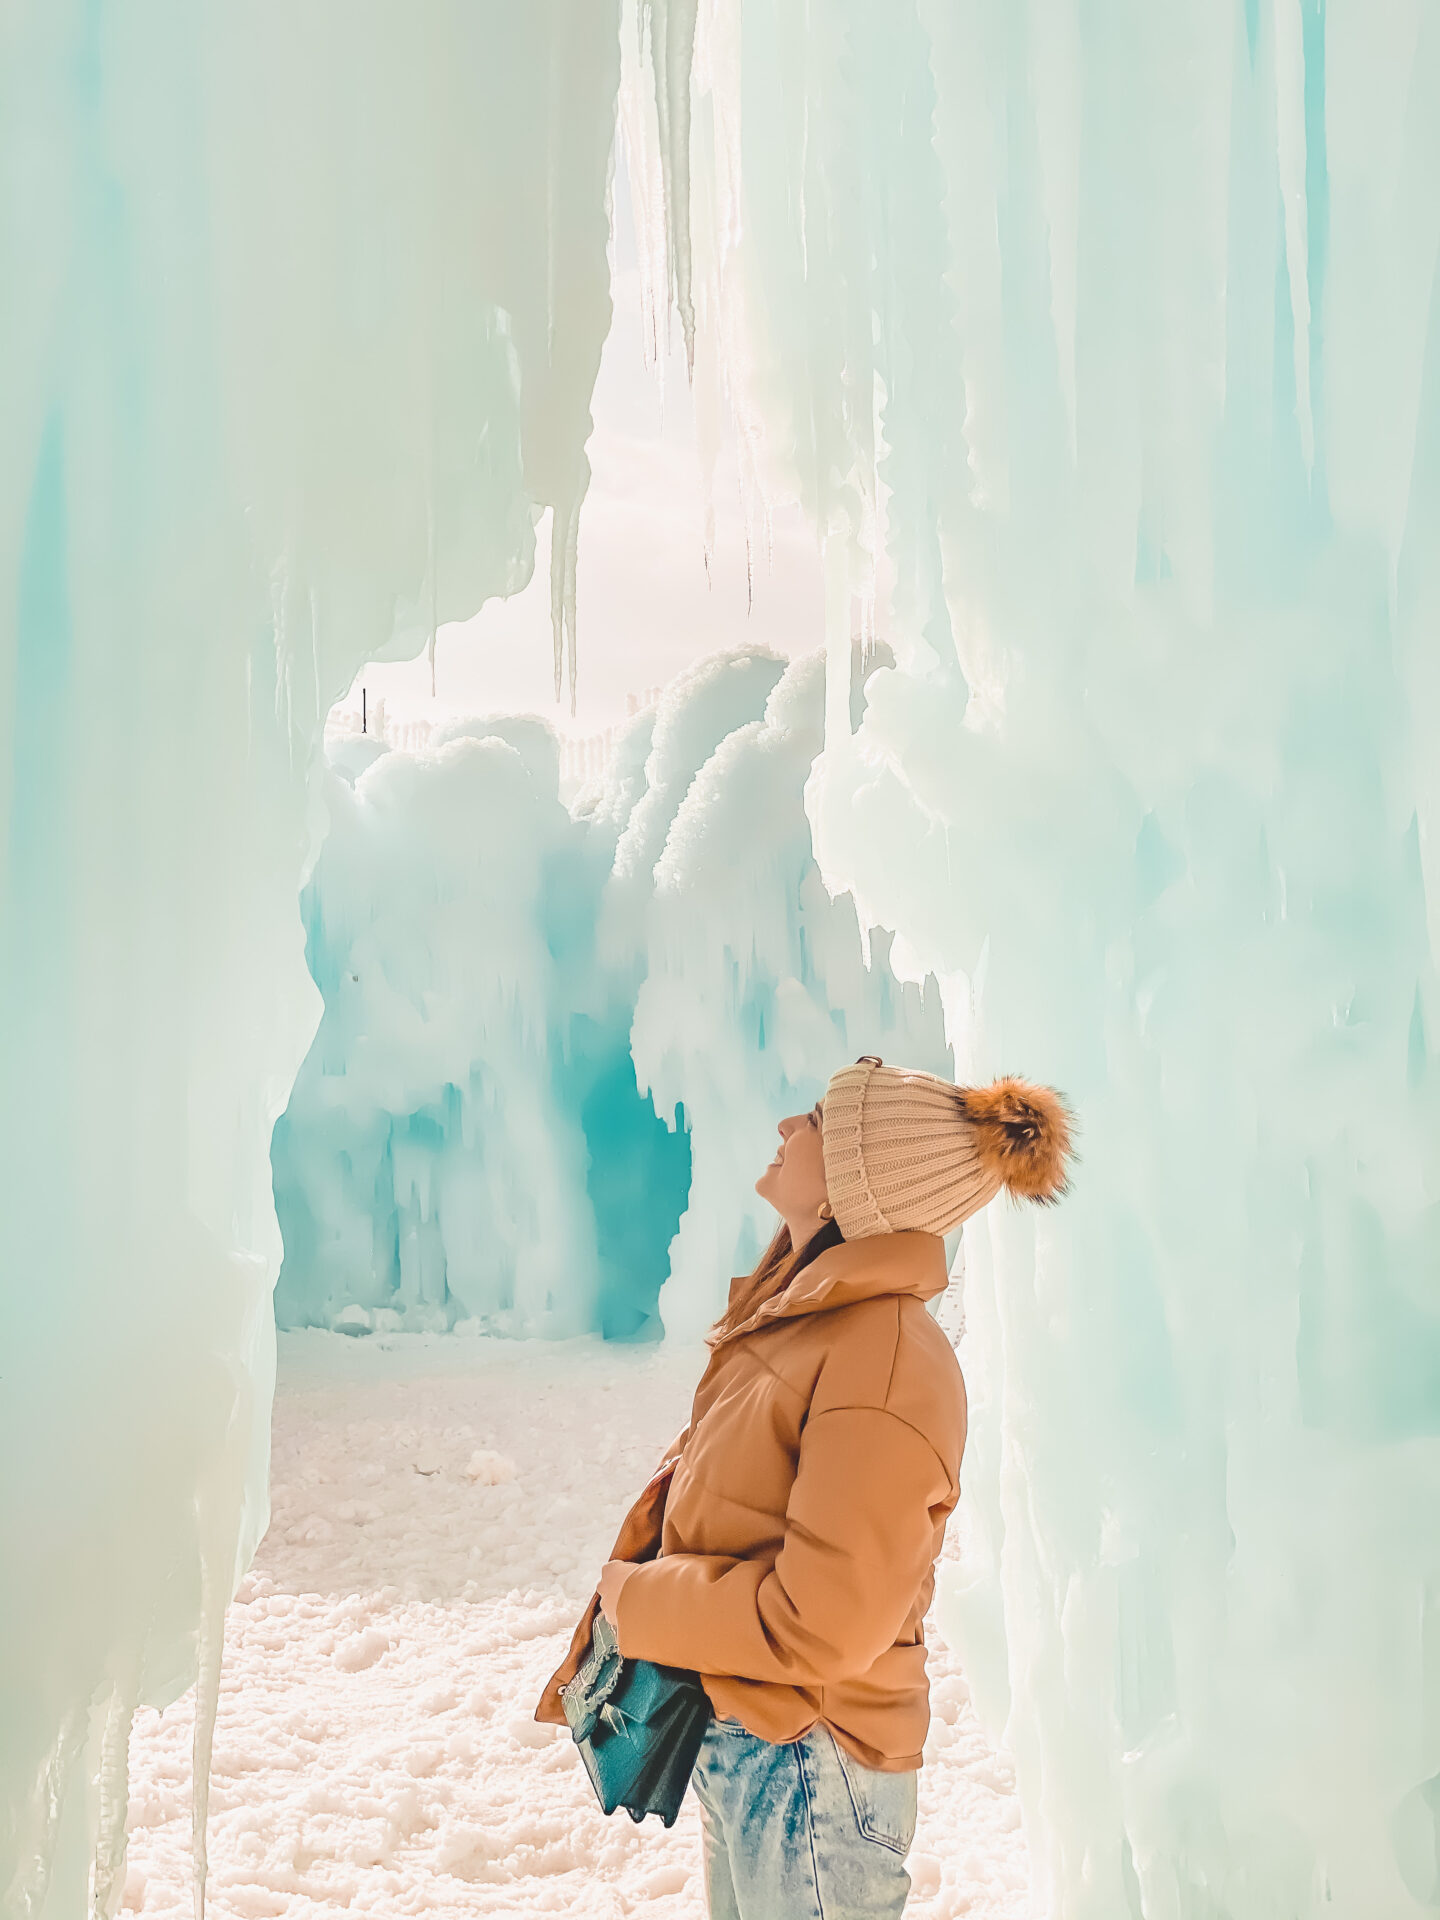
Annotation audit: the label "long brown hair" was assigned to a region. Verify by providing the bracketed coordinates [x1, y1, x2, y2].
[708, 1216, 845, 1346]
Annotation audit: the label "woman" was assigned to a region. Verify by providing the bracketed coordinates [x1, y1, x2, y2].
[538, 1056, 1071, 1918]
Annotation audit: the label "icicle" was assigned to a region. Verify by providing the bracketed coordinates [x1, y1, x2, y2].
[822, 532, 853, 748]
[191, 1542, 227, 1920]
[11, 1708, 88, 1920]
[618, 12, 671, 375]
[548, 482, 586, 715]
[428, 494, 439, 699]
[691, 257, 723, 589]
[1272, 0, 1313, 472]
[564, 487, 582, 715]
[550, 502, 565, 705]
[643, 0, 700, 375]
[91, 1668, 140, 1920]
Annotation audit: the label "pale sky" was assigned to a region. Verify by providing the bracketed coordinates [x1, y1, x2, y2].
[335, 190, 825, 744]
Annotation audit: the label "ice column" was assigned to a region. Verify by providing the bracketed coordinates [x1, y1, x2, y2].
[669, 2, 1440, 1915]
[0, 6, 618, 1912]
[272, 724, 607, 1337]
[272, 712, 699, 1344]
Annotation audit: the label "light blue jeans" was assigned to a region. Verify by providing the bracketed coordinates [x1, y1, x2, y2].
[691, 1719, 917, 1919]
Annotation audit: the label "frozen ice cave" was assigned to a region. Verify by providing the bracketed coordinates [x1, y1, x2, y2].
[3, 3, 1439, 1919]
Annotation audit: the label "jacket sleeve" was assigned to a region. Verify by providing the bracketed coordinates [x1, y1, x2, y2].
[614, 1406, 952, 1685]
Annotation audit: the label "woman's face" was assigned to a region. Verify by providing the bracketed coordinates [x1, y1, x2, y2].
[754, 1103, 830, 1230]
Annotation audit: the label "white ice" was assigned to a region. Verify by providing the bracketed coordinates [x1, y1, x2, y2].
[1, 8, 620, 1910]
[631, 648, 952, 1336]
[660, 3, 1440, 1914]
[7, 4, 1438, 1916]
[275, 645, 947, 1342]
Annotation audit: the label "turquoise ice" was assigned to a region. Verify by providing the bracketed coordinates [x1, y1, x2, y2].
[0, 7, 618, 1912]
[272, 646, 945, 1343]
[4, 2, 1439, 1917]
[658, 2, 1440, 1914]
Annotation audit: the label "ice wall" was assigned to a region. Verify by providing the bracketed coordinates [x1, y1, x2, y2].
[632, 650, 952, 1336]
[0, 7, 619, 1912]
[272, 712, 692, 1344]
[660, 2, 1440, 1915]
[273, 647, 941, 1344]
[275, 722, 609, 1337]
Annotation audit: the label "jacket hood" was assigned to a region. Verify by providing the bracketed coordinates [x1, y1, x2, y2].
[719, 1231, 949, 1344]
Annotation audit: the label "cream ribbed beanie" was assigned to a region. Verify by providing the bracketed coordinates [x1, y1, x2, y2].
[821, 1057, 1072, 1241]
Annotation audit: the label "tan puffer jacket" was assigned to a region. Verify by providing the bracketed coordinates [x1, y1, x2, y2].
[537, 1231, 966, 1772]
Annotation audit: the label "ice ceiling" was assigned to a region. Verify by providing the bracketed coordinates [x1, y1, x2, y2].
[2, 3, 1438, 1918]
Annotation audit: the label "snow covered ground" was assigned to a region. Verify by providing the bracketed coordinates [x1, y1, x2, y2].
[124, 1332, 1031, 1918]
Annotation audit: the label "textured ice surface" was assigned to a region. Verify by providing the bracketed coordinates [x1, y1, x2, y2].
[274, 647, 943, 1342]
[0, 6, 619, 1912]
[656, 3, 1440, 1915]
[272, 708, 689, 1344]
[631, 649, 952, 1336]
[9, 4, 1439, 1917]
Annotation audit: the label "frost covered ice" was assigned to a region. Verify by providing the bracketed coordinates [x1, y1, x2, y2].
[630, 648, 952, 1336]
[274, 645, 947, 1343]
[660, 4, 1440, 1916]
[273, 714, 678, 1342]
[1, 7, 619, 1912]
[6, 3, 1439, 1918]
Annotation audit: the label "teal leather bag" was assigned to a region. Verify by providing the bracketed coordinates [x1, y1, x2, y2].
[560, 1611, 712, 1827]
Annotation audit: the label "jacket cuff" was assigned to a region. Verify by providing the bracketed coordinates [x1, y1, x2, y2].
[613, 1558, 662, 1662]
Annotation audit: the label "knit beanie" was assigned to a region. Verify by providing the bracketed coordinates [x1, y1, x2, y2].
[821, 1057, 1072, 1241]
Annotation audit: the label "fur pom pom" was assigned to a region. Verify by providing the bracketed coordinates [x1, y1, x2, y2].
[961, 1077, 1073, 1203]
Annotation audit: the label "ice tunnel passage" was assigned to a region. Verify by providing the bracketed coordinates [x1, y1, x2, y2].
[4, 3, 1440, 1919]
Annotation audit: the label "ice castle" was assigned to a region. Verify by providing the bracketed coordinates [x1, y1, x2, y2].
[2, 3, 1437, 1916]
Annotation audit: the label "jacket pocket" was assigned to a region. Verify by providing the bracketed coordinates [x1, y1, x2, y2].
[833, 1740, 918, 1856]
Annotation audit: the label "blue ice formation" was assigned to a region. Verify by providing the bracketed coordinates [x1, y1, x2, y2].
[631, 649, 953, 1337]
[651, 4, 1440, 1915]
[0, 8, 621, 1913]
[271, 713, 683, 1341]
[274, 646, 947, 1343]
[6, 4, 1438, 1917]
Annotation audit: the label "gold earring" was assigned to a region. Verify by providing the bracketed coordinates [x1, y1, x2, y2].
[819, 1202, 834, 1222]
